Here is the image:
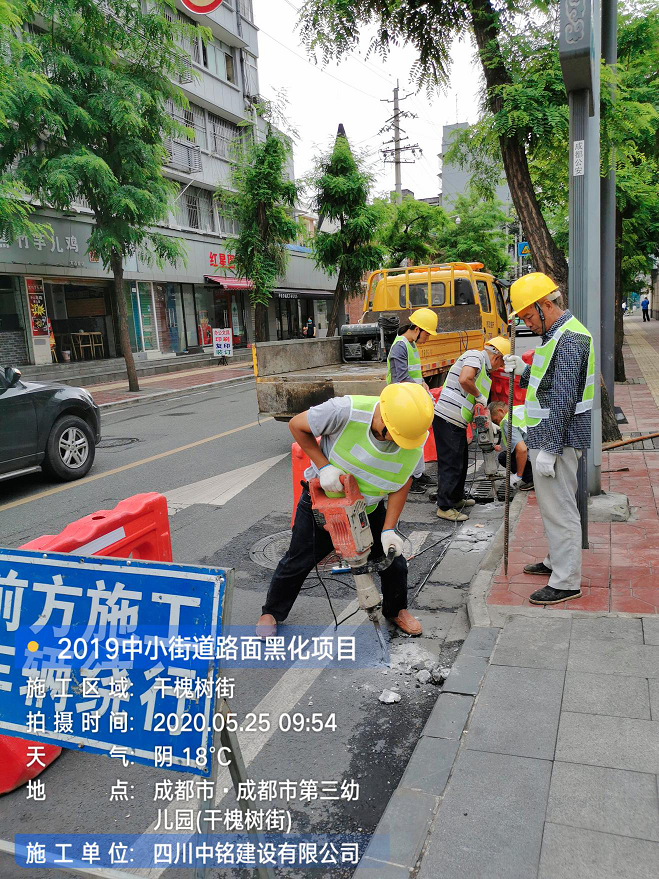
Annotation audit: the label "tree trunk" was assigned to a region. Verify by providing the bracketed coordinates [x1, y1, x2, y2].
[254, 302, 268, 342]
[614, 207, 626, 382]
[326, 267, 346, 337]
[600, 376, 622, 443]
[110, 250, 140, 392]
[468, 0, 570, 296]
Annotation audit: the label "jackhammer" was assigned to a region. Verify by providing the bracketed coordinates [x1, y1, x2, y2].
[308, 474, 394, 660]
[473, 402, 500, 503]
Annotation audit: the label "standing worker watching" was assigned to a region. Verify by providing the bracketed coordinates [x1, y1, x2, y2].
[256, 383, 434, 638]
[431, 336, 509, 521]
[387, 307, 440, 492]
[488, 401, 534, 491]
[503, 273, 594, 605]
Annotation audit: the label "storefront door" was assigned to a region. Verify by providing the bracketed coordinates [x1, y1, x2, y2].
[181, 284, 199, 350]
[276, 296, 300, 340]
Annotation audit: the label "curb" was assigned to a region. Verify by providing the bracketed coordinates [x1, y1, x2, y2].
[352, 626, 501, 878]
[96, 374, 255, 412]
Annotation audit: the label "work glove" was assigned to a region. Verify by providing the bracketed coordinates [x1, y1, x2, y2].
[475, 394, 488, 408]
[503, 354, 526, 375]
[535, 450, 556, 478]
[319, 464, 345, 493]
[509, 473, 523, 489]
[381, 530, 405, 557]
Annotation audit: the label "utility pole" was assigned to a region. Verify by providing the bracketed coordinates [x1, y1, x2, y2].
[393, 81, 402, 203]
[601, 0, 617, 401]
[381, 82, 421, 203]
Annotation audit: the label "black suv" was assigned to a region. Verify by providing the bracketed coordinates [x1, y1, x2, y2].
[0, 365, 101, 482]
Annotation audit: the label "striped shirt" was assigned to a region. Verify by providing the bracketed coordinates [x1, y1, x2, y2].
[435, 349, 491, 428]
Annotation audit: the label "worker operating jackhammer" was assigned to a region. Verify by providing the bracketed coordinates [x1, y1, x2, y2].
[256, 384, 434, 638]
[503, 273, 595, 605]
[488, 401, 534, 491]
[386, 307, 440, 493]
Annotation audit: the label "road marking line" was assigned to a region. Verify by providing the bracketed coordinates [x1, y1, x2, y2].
[0, 419, 273, 513]
[165, 454, 288, 516]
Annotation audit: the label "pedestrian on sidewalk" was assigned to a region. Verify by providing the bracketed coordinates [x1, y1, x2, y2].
[503, 273, 594, 605]
[304, 316, 316, 337]
[256, 383, 434, 639]
[642, 296, 650, 321]
[386, 307, 439, 493]
[488, 400, 534, 490]
[430, 336, 509, 522]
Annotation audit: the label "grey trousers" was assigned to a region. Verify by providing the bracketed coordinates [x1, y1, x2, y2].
[529, 447, 582, 592]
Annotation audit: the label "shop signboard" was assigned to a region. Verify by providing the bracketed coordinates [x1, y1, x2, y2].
[26, 278, 48, 336]
[213, 327, 233, 358]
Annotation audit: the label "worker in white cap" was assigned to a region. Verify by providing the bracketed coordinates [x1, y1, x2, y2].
[504, 272, 594, 605]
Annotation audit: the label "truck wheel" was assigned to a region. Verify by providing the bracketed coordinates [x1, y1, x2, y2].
[43, 415, 95, 481]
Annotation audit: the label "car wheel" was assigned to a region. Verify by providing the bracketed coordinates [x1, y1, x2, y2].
[43, 415, 95, 481]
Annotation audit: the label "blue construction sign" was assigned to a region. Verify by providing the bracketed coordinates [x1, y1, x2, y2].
[518, 241, 531, 257]
[0, 548, 229, 776]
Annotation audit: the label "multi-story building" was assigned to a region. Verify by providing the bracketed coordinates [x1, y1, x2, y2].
[0, 0, 335, 366]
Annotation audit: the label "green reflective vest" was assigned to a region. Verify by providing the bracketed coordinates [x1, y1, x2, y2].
[525, 316, 595, 427]
[387, 336, 423, 384]
[500, 405, 527, 449]
[328, 396, 423, 512]
[458, 360, 491, 423]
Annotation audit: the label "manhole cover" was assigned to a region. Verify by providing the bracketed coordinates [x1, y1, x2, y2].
[250, 530, 342, 571]
[470, 478, 506, 503]
[97, 437, 140, 448]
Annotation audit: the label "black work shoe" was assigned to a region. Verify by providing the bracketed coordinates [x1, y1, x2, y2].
[523, 561, 552, 576]
[529, 586, 582, 605]
[428, 491, 437, 503]
[409, 478, 426, 494]
[415, 473, 432, 486]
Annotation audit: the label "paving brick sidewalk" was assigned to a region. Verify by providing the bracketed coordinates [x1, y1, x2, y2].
[86, 362, 253, 407]
[489, 312, 659, 614]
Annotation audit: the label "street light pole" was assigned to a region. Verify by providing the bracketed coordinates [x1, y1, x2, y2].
[601, 0, 617, 401]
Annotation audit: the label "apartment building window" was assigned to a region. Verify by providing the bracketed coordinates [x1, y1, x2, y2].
[219, 207, 240, 237]
[239, 0, 254, 22]
[205, 40, 236, 84]
[244, 52, 259, 97]
[183, 102, 208, 151]
[175, 186, 216, 233]
[208, 114, 241, 158]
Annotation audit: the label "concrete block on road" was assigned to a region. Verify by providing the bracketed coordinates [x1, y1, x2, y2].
[492, 616, 571, 670]
[364, 787, 438, 871]
[571, 616, 644, 644]
[539, 823, 659, 879]
[567, 639, 659, 679]
[546, 761, 659, 841]
[643, 617, 659, 646]
[588, 490, 631, 522]
[444, 605, 470, 643]
[422, 692, 473, 740]
[460, 625, 500, 658]
[555, 712, 659, 774]
[415, 583, 466, 610]
[416, 749, 551, 879]
[563, 671, 651, 719]
[399, 735, 461, 796]
[466, 665, 564, 760]
[441, 652, 489, 696]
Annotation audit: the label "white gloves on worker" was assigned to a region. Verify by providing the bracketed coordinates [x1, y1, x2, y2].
[475, 394, 488, 408]
[503, 354, 526, 375]
[319, 464, 345, 493]
[509, 473, 523, 489]
[381, 530, 405, 557]
[535, 450, 557, 478]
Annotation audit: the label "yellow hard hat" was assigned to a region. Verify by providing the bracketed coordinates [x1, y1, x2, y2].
[409, 308, 439, 337]
[509, 272, 558, 316]
[485, 336, 511, 357]
[379, 383, 434, 450]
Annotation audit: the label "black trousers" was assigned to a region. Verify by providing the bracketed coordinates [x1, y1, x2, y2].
[262, 491, 408, 621]
[498, 449, 533, 483]
[642, 309, 650, 322]
[433, 415, 469, 510]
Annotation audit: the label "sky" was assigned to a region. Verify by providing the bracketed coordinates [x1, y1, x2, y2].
[251, 0, 483, 202]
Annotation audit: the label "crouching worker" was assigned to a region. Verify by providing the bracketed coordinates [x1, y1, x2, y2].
[488, 401, 534, 491]
[256, 384, 434, 638]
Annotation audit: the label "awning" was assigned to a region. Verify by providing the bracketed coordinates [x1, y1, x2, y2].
[204, 276, 253, 290]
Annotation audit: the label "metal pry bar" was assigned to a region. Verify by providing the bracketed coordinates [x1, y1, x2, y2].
[503, 314, 516, 575]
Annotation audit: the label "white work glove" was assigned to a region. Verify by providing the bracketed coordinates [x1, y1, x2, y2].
[381, 530, 405, 557]
[509, 473, 523, 489]
[475, 394, 488, 408]
[535, 450, 556, 478]
[319, 464, 345, 493]
[503, 354, 526, 375]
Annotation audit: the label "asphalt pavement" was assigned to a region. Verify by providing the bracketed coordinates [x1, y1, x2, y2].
[0, 382, 478, 879]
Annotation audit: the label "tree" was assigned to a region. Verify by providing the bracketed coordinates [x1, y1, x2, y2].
[311, 126, 384, 336]
[216, 120, 300, 342]
[299, 0, 569, 291]
[1, 0, 196, 391]
[373, 195, 441, 267]
[435, 191, 511, 276]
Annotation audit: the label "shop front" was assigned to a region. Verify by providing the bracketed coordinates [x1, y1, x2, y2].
[45, 277, 116, 361]
[275, 289, 334, 340]
[201, 276, 251, 348]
